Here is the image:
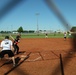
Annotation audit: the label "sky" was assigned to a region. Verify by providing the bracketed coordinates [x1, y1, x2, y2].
[0, 0, 76, 32]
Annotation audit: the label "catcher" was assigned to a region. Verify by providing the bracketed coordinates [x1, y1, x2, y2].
[0, 36, 16, 67]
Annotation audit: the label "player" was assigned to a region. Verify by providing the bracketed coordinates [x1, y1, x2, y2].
[64, 32, 67, 41]
[45, 33, 48, 38]
[16, 33, 21, 39]
[13, 33, 21, 54]
[0, 36, 16, 67]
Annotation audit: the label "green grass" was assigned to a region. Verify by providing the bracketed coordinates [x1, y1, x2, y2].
[0, 33, 71, 40]
[21, 33, 64, 38]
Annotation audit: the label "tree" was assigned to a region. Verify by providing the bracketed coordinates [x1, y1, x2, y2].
[17, 26, 23, 33]
[70, 27, 76, 32]
[29, 30, 35, 33]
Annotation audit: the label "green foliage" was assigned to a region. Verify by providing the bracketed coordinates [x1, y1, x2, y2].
[70, 27, 76, 32]
[17, 26, 23, 33]
[29, 30, 35, 33]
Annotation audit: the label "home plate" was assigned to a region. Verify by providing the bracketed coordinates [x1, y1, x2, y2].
[26, 52, 42, 61]
[27, 57, 41, 62]
[20, 55, 28, 61]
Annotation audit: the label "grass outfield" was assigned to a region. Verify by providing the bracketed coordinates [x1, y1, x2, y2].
[0, 33, 71, 40]
[21, 33, 64, 38]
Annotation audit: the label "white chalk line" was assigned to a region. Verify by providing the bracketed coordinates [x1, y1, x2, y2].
[20, 52, 42, 62]
[26, 56, 41, 62]
[33, 57, 41, 61]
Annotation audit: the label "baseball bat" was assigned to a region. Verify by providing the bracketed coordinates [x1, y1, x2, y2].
[9, 35, 14, 40]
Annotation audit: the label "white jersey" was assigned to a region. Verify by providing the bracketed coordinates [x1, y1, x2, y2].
[0, 39, 12, 51]
[64, 33, 67, 37]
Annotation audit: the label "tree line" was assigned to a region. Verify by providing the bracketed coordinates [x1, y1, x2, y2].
[0, 26, 76, 33]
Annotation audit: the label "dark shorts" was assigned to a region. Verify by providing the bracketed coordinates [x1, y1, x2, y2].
[0, 50, 14, 58]
[64, 37, 66, 39]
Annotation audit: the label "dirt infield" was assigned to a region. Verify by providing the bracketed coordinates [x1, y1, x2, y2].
[0, 38, 76, 75]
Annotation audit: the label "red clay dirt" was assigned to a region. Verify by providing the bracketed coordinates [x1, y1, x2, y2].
[0, 38, 76, 75]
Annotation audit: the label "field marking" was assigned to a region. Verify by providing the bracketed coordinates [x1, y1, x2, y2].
[33, 57, 41, 61]
[26, 56, 41, 62]
[20, 52, 29, 61]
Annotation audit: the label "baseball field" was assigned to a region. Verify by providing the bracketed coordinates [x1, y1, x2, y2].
[0, 34, 76, 75]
